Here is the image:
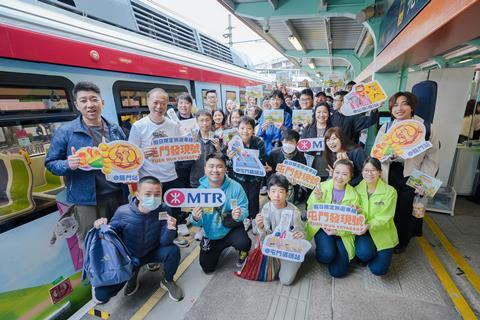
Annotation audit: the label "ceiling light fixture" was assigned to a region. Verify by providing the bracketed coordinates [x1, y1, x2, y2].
[288, 36, 303, 51]
[458, 58, 473, 64]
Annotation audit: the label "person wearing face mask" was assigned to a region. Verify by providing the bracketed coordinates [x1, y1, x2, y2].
[91, 176, 184, 304]
[265, 130, 306, 204]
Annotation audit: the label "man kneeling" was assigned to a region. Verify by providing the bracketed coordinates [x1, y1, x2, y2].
[92, 176, 184, 303]
[190, 152, 252, 273]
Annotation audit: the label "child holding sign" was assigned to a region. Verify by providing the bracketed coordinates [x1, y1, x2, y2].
[354, 158, 398, 276]
[254, 174, 305, 285]
[305, 159, 360, 278]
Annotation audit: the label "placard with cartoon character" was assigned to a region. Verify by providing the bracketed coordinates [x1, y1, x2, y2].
[341, 81, 387, 116]
[228, 135, 266, 177]
[263, 109, 284, 127]
[75, 141, 144, 183]
[371, 119, 432, 162]
[245, 85, 263, 99]
[150, 136, 201, 163]
[307, 204, 366, 233]
[276, 159, 320, 189]
[292, 110, 313, 126]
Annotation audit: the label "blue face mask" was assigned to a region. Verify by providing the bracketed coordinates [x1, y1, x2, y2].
[140, 196, 162, 211]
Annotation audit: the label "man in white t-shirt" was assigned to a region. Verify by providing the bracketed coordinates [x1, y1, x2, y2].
[128, 88, 184, 222]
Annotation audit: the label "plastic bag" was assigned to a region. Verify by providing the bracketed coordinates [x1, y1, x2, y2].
[412, 195, 427, 218]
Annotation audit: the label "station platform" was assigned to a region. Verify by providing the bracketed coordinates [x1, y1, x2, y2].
[73, 197, 480, 320]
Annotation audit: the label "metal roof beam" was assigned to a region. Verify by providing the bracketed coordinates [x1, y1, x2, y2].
[268, 0, 278, 10]
[284, 20, 307, 53]
[233, 0, 374, 20]
[324, 17, 332, 71]
[301, 66, 348, 73]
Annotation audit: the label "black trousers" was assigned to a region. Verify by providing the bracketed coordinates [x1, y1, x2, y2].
[388, 162, 422, 247]
[239, 179, 262, 219]
[199, 226, 252, 273]
[175, 163, 193, 189]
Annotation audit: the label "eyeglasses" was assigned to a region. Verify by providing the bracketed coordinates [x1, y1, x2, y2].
[334, 99, 343, 102]
[362, 169, 378, 174]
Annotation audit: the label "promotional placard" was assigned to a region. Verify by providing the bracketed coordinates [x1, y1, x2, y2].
[222, 128, 238, 144]
[341, 81, 386, 116]
[228, 135, 266, 177]
[76, 141, 144, 183]
[296, 138, 325, 152]
[307, 204, 366, 233]
[292, 110, 313, 126]
[276, 159, 320, 189]
[245, 85, 264, 99]
[261, 235, 311, 263]
[263, 109, 284, 127]
[150, 136, 201, 163]
[163, 188, 226, 208]
[371, 119, 432, 162]
[406, 169, 442, 198]
[178, 118, 199, 137]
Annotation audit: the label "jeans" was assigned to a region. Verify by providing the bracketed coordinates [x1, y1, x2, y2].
[314, 229, 349, 278]
[94, 244, 180, 302]
[355, 233, 393, 276]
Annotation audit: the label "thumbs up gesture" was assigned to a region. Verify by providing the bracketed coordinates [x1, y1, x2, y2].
[67, 146, 81, 170]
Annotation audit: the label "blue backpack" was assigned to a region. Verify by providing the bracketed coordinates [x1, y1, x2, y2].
[82, 225, 139, 287]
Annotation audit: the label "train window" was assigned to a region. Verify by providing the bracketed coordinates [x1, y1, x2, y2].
[0, 87, 70, 112]
[113, 80, 190, 120]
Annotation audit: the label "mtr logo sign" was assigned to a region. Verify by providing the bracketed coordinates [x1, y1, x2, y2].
[296, 138, 324, 152]
[163, 188, 226, 208]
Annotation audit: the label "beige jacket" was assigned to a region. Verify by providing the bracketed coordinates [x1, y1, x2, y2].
[374, 115, 440, 181]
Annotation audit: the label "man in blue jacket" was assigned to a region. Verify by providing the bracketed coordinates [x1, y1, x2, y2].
[45, 82, 127, 244]
[92, 176, 183, 303]
[190, 152, 251, 273]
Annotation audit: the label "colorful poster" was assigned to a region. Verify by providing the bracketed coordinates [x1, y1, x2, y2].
[222, 128, 238, 144]
[178, 118, 199, 137]
[276, 159, 320, 189]
[307, 204, 366, 233]
[245, 85, 263, 99]
[76, 141, 144, 183]
[262, 235, 311, 262]
[297, 138, 324, 152]
[263, 109, 284, 127]
[228, 135, 266, 177]
[163, 188, 226, 208]
[150, 136, 201, 163]
[341, 81, 387, 116]
[292, 110, 313, 126]
[406, 169, 442, 198]
[371, 119, 432, 162]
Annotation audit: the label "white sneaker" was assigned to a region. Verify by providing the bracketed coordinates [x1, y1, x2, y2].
[195, 228, 204, 241]
[177, 224, 190, 236]
[173, 238, 189, 248]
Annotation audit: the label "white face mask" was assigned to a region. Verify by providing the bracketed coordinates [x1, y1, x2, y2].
[282, 143, 296, 154]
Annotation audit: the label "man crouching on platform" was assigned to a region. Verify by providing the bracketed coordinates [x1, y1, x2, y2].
[92, 176, 184, 303]
[190, 152, 252, 273]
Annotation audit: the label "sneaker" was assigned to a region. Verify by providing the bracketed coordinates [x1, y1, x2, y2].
[147, 263, 161, 272]
[91, 286, 107, 305]
[160, 278, 184, 301]
[177, 224, 190, 236]
[194, 228, 204, 241]
[124, 270, 140, 296]
[173, 238, 189, 248]
[243, 218, 252, 231]
[236, 250, 248, 268]
[260, 186, 268, 195]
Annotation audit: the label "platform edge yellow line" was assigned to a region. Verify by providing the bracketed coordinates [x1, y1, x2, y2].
[417, 236, 477, 320]
[424, 215, 480, 293]
[130, 246, 200, 320]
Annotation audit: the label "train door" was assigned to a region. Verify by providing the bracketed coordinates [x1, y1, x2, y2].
[194, 82, 221, 110]
[220, 85, 240, 111]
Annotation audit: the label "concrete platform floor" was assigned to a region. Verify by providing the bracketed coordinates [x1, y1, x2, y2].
[75, 197, 480, 320]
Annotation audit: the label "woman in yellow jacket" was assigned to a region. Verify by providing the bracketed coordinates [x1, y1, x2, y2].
[355, 157, 398, 275]
[305, 159, 360, 278]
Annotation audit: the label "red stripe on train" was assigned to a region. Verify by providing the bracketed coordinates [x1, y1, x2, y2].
[0, 23, 263, 87]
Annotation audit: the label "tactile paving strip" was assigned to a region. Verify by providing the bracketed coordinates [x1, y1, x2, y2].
[266, 279, 311, 320]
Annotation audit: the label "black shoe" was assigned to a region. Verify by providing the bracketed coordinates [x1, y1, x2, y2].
[124, 271, 140, 296]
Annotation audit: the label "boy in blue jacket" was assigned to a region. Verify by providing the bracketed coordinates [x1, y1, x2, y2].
[92, 176, 183, 304]
[190, 152, 252, 273]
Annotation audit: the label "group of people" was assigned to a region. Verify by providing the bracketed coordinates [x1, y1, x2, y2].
[45, 80, 439, 305]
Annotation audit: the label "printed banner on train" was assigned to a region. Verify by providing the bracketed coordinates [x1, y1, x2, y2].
[228, 135, 266, 177]
[163, 188, 226, 208]
[371, 119, 432, 162]
[149, 136, 201, 163]
[276, 159, 320, 189]
[262, 235, 311, 262]
[406, 169, 442, 198]
[292, 110, 313, 126]
[341, 81, 387, 116]
[296, 138, 324, 152]
[75, 141, 144, 183]
[307, 204, 366, 233]
[263, 109, 284, 127]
